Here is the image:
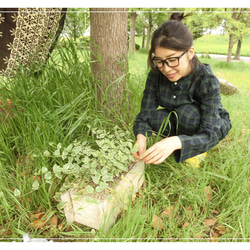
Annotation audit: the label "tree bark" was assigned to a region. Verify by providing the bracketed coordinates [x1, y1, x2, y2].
[90, 8, 129, 119]
[146, 13, 152, 50]
[129, 12, 137, 54]
[142, 28, 145, 49]
[227, 33, 234, 64]
[234, 36, 242, 60]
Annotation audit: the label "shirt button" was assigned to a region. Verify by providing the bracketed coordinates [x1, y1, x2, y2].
[174, 82, 177, 85]
[173, 95, 176, 99]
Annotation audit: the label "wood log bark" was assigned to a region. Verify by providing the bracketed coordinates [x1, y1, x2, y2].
[218, 77, 240, 95]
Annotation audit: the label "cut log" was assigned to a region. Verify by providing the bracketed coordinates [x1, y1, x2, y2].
[218, 78, 240, 95]
[61, 161, 145, 232]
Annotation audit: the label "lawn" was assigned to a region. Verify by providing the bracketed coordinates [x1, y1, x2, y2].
[0, 39, 249, 242]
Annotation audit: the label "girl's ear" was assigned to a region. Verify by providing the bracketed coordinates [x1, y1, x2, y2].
[188, 46, 195, 61]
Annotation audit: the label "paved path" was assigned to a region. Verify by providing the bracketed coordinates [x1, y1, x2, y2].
[196, 53, 250, 63]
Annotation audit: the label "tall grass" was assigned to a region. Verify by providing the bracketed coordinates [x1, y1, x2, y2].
[0, 39, 131, 240]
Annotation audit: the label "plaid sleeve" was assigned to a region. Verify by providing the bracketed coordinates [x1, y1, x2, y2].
[133, 71, 158, 137]
[174, 68, 231, 162]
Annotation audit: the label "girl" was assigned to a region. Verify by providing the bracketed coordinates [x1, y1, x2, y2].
[132, 13, 232, 166]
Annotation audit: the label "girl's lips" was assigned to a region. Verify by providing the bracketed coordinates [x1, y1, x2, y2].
[166, 72, 177, 78]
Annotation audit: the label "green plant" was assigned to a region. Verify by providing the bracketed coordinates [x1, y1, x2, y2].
[42, 125, 135, 196]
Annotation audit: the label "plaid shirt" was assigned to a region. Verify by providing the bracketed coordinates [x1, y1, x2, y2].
[133, 63, 232, 162]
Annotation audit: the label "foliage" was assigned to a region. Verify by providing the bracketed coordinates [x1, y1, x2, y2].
[42, 125, 135, 195]
[62, 8, 90, 41]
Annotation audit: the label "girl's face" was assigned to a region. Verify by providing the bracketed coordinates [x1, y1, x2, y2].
[154, 46, 195, 82]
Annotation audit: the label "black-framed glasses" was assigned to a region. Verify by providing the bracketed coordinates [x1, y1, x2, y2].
[152, 50, 188, 68]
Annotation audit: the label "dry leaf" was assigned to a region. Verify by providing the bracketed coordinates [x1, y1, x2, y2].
[161, 206, 175, 218]
[32, 212, 45, 220]
[152, 214, 164, 230]
[31, 219, 46, 229]
[204, 185, 212, 201]
[215, 225, 227, 234]
[186, 206, 193, 219]
[204, 218, 216, 227]
[183, 222, 189, 228]
[50, 215, 58, 228]
[195, 233, 205, 238]
[212, 209, 219, 215]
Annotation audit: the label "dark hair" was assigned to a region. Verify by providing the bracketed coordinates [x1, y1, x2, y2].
[148, 12, 200, 73]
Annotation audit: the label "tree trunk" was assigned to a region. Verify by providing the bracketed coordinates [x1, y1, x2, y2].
[142, 28, 145, 49]
[227, 34, 234, 64]
[234, 36, 242, 60]
[90, 8, 129, 119]
[146, 13, 152, 50]
[129, 12, 137, 54]
[146, 24, 151, 50]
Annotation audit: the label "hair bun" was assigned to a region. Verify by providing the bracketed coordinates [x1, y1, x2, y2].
[170, 13, 185, 22]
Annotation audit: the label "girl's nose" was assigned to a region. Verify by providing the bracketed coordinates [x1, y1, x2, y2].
[162, 62, 173, 72]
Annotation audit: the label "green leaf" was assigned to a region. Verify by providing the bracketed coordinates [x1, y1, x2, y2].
[101, 167, 107, 176]
[14, 189, 21, 196]
[116, 162, 128, 171]
[57, 143, 62, 149]
[42, 167, 48, 174]
[92, 175, 100, 184]
[95, 186, 105, 192]
[73, 145, 82, 155]
[53, 149, 60, 156]
[54, 192, 62, 202]
[100, 182, 109, 188]
[102, 174, 113, 182]
[85, 185, 94, 194]
[53, 164, 61, 173]
[55, 172, 63, 179]
[131, 144, 139, 154]
[32, 180, 40, 191]
[43, 150, 50, 157]
[66, 144, 73, 152]
[57, 201, 67, 211]
[44, 172, 52, 180]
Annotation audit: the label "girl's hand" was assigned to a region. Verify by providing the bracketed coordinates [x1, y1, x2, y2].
[132, 134, 147, 162]
[141, 136, 182, 165]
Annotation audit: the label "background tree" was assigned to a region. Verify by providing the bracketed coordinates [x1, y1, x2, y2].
[233, 10, 250, 60]
[128, 9, 138, 54]
[217, 8, 249, 63]
[90, 8, 129, 120]
[63, 8, 89, 41]
[136, 9, 168, 50]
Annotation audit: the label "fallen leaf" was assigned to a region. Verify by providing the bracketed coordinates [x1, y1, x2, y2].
[186, 206, 193, 219]
[152, 214, 164, 230]
[195, 233, 205, 238]
[31, 219, 46, 229]
[50, 215, 58, 228]
[212, 209, 219, 215]
[161, 206, 175, 218]
[32, 212, 45, 220]
[204, 218, 216, 227]
[204, 185, 212, 201]
[215, 225, 227, 234]
[183, 222, 189, 228]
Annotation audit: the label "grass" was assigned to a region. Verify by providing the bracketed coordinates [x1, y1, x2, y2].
[0, 39, 249, 242]
[136, 34, 250, 57]
[193, 34, 250, 57]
